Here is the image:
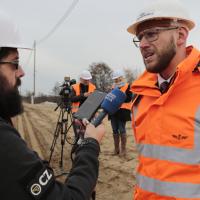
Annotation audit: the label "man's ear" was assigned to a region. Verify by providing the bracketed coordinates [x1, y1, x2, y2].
[177, 27, 188, 46]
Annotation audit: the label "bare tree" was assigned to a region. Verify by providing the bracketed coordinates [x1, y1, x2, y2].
[89, 62, 113, 92]
[123, 67, 139, 84]
[52, 82, 61, 96]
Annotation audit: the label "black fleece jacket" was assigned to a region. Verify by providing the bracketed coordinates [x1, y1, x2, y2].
[0, 117, 100, 200]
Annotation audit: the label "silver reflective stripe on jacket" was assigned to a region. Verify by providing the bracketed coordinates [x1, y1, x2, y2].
[137, 174, 200, 198]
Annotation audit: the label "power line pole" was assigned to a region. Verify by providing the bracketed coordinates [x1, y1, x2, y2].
[31, 40, 36, 104]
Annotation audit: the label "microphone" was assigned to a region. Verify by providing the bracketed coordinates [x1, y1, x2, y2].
[91, 88, 126, 127]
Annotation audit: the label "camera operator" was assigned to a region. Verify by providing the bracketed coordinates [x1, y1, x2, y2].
[0, 10, 105, 200]
[70, 70, 96, 113]
[70, 70, 96, 138]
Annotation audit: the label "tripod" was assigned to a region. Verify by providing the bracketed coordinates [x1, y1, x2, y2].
[49, 102, 75, 172]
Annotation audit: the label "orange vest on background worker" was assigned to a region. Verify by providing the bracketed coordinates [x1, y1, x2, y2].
[71, 82, 96, 113]
[130, 47, 200, 200]
[112, 69, 132, 111]
[119, 83, 132, 110]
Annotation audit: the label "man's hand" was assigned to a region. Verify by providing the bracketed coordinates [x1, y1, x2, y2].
[82, 119, 105, 144]
[83, 92, 92, 97]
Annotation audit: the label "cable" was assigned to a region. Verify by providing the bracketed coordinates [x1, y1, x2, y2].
[37, 0, 79, 45]
[32, 0, 79, 98]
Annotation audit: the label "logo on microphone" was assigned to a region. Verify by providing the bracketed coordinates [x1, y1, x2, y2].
[105, 93, 116, 102]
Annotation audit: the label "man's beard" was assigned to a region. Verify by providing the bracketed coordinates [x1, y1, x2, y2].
[145, 37, 176, 74]
[0, 74, 23, 119]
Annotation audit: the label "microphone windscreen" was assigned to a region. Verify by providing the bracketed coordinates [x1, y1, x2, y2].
[101, 88, 126, 115]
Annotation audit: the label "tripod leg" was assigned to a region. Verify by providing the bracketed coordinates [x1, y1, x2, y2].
[50, 122, 61, 151]
[49, 122, 62, 164]
[60, 110, 73, 167]
[49, 107, 74, 174]
[48, 107, 64, 165]
[59, 121, 65, 168]
[59, 108, 72, 169]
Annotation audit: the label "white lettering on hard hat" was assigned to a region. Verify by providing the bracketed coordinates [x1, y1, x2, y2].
[39, 169, 53, 186]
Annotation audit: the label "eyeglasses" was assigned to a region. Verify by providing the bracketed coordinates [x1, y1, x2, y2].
[133, 26, 179, 48]
[0, 60, 19, 69]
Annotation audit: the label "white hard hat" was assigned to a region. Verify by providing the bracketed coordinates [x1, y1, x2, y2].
[112, 69, 124, 80]
[127, 0, 195, 35]
[0, 10, 31, 49]
[80, 70, 92, 80]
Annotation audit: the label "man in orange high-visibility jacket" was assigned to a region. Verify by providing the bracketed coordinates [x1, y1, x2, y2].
[70, 70, 96, 114]
[109, 69, 132, 157]
[70, 70, 96, 139]
[127, 0, 200, 199]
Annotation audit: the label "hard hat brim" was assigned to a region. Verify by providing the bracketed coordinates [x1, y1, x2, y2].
[81, 77, 92, 80]
[0, 43, 33, 50]
[127, 17, 195, 35]
[80, 76, 92, 80]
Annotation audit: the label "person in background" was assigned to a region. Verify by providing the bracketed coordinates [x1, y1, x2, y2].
[127, 0, 200, 199]
[109, 69, 132, 157]
[70, 70, 96, 113]
[70, 70, 96, 140]
[0, 10, 105, 200]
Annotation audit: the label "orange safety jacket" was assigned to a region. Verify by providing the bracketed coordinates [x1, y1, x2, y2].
[71, 82, 96, 113]
[130, 46, 200, 200]
[119, 83, 132, 110]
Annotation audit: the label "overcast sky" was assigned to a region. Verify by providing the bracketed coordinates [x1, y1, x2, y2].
[1, 0, 200, 95]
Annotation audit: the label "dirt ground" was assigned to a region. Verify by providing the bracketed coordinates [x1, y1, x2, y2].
[12, 102, 138, 200]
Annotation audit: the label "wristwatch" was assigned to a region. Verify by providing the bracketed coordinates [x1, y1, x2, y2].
[79, 137, 99, 147]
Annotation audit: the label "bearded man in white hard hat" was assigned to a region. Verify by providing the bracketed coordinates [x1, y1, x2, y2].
[128, 0, 200, 199]
[0, 10, 105, 200]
